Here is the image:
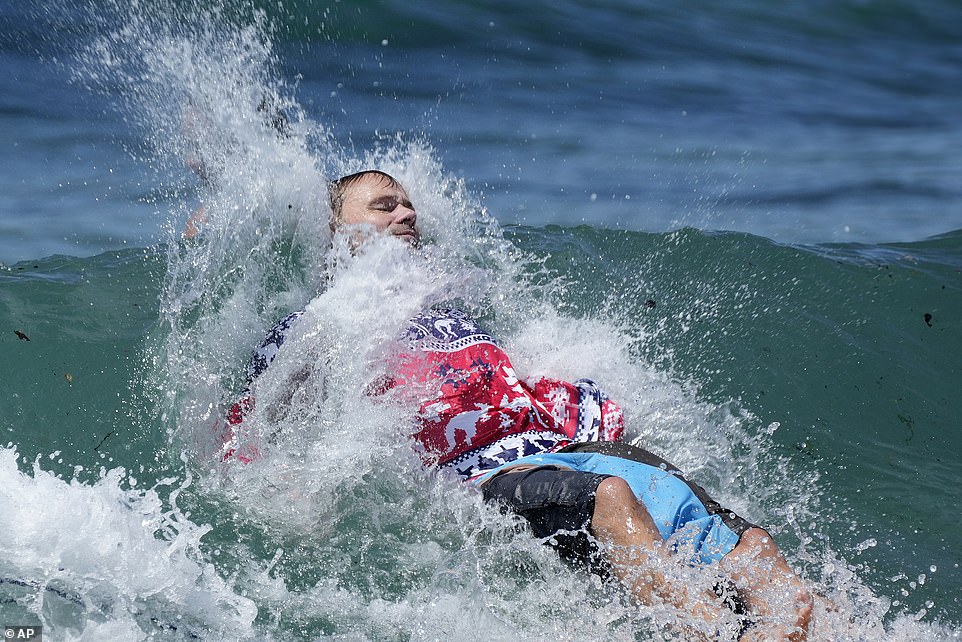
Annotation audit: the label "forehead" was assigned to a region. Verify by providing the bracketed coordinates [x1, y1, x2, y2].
[342, 173, 410, 201]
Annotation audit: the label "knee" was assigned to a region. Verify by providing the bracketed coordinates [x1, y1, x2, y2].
[595, 476, 636, 509]
[729, 526, 787, 567]
[594, 476, 651, 526]
[591, 476, 662, 546]
[738, 527, 776, 552]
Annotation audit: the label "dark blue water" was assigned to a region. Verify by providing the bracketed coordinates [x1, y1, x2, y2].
[3, 0, 962, 264]
[1, 1, 961, 639]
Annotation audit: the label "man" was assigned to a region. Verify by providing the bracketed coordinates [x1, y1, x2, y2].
[223, 170, 815, 640]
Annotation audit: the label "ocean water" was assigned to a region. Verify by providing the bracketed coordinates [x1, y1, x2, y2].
[2, 1, 961, 640]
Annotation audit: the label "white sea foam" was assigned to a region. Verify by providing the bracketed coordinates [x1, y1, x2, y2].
[0, 447, 257, 640]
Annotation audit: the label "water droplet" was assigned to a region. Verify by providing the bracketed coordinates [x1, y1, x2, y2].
[855, 537, 877, 553]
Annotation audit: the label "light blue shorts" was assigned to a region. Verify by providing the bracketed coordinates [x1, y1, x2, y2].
[476, 442, 754, 565]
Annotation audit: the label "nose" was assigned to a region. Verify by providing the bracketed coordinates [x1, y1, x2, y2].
[394, 204, 416, 227]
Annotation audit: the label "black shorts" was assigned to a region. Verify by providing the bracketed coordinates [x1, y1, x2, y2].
[480, 465, 611, 567]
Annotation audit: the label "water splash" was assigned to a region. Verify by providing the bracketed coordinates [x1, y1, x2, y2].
[0, 447, 257, 640]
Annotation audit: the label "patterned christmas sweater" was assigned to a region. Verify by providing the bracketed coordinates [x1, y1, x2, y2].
[221, 306, 624, 479]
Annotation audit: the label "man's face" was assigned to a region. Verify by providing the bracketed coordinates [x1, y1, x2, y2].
[336, 174, 420, 245]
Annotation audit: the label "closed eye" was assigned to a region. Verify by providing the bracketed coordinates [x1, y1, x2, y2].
[371, 196, 398, 211]
[370, 196, 414, 212]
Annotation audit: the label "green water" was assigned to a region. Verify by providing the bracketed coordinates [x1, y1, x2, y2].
[2, 227, 961, 638]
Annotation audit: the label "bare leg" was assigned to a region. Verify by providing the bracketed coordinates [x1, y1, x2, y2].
[591, 479, 814, 640]
[721, 527, 814, 641]
[590, 477, 726, 634]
